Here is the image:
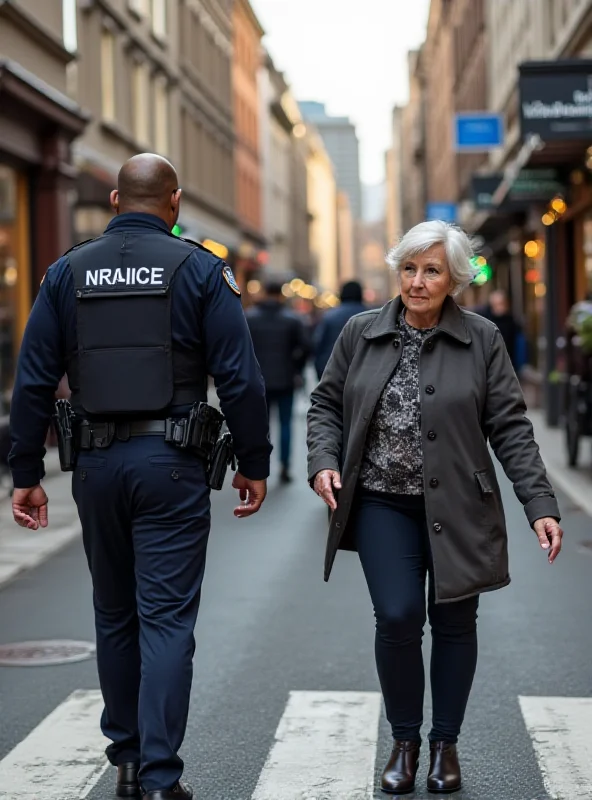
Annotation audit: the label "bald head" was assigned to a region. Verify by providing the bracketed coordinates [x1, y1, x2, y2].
[110, 153, 181, 229]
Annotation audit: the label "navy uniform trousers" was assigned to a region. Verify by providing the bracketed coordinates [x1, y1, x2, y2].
[72, 433, 210, 793]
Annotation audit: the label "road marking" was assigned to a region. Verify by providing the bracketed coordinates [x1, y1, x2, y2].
[0, 689, 109, 799]
[251, 690, 381, 800]
[519, 695, 592, 799]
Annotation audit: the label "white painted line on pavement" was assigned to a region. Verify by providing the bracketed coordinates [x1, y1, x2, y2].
[519, 695, 592, 799]
[251, 690, 381, 800]
[0, 689, 109, 799]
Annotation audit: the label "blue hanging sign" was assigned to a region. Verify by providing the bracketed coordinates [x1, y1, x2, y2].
[426, 202, 457, 223]
[454, 113, 504, 151]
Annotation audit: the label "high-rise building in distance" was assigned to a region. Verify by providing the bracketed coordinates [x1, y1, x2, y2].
[299, 101, 362, 221]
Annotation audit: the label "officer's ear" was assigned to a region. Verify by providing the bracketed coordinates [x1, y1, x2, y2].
[171, 188, 182, 212]
[110, 190, 119, 214]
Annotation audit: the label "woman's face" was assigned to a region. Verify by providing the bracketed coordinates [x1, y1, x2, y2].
[399, 244, 453, 317]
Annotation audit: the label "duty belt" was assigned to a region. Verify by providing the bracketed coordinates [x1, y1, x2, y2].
[77, 402, 225, 459]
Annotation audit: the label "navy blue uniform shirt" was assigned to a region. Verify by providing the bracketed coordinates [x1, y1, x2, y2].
[9, 213, 272, 488]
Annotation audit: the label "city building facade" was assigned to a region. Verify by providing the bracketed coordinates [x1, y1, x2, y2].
[259, 51, 292, 275]
[72, 0, 237, 254]
[284, 92, 313, 283]
[232, 0, 265, 290]
[304, 126, 338, 293]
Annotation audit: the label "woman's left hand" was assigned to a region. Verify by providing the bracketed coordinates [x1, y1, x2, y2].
[533, 517, 563, 563]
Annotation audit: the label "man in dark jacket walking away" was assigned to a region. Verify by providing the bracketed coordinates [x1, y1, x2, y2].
[313, 280, 365, 379]
[246, 279, 308, 483]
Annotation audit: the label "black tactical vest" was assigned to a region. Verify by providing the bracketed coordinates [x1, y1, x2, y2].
[67, 231, 206, 418]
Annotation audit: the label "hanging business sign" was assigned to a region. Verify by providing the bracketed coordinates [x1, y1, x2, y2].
[426, 202, 457, 223]
[519, 60, 592, 141]
[454, 113, 504, 151]
[471, 168, 567, 210]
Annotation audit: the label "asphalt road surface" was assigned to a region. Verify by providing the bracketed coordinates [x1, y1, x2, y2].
[0, 399, 591, 800]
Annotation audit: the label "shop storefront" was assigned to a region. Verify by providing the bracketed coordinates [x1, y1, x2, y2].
[517, 59, 592, 423]
[0, 59, 87, 462]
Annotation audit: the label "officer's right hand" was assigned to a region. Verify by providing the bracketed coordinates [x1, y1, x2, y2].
[12, 485, 49, 530]
[232, 473, 267, 518]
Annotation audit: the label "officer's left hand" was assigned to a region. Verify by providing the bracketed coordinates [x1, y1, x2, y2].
[12, 485, 49, 530]
[232, 473, 267, 518]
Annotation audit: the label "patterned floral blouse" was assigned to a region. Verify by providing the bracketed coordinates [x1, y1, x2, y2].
[360, 313, 435, 495]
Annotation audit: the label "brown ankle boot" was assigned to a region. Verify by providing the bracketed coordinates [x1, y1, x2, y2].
[381, 740, 420, 794]
[427, 741, 461, 793]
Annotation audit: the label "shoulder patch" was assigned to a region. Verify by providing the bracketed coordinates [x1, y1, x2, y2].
[222, 264, 241, 296]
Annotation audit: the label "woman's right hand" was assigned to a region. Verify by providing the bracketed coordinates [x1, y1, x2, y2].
[313, 470, 342, 511]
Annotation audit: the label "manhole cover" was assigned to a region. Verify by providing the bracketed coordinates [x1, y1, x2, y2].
[0, 640, 96, 666]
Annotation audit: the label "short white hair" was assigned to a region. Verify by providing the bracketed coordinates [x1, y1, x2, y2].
[386, 220, 478, 295]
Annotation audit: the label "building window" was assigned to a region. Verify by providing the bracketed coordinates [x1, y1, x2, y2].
[132, 61, 151, 144]
[151, 0, 167, 39]
[154, 76, 169, 155]
[128, 0, 150, 17]
[101, 30, 116, 121]
[62, 0, 77, 52]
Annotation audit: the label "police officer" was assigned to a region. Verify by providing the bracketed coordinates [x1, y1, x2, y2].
[9, 154, 272, 800]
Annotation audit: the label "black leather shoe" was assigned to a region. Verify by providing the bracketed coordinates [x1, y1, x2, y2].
[427, 741, 461, 793]
[381, 740, 420, 794]
[116, 762, 140, 797]
[142, 782, 194, 800]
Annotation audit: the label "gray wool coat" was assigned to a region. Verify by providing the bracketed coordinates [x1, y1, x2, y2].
[306, 296, 560, 603]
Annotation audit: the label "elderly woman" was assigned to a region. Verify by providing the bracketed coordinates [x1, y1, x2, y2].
[306, 221, 563, 795]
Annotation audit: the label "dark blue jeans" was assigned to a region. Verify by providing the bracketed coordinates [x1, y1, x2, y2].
[265, 389, 294, 468]
[72, 436, 211, 792]
[353, 490, 479, 743]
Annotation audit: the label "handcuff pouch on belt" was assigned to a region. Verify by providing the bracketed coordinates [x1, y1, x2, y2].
[164, 402, 224, 458]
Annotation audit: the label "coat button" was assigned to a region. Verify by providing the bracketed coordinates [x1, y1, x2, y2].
[393, 338, 400, 348]
[430, 478, 439, 488]
[171, 470, 179, 480]
[433, 522, 442, 533]
[336, 522, 341, 529]
[425, 385, 435, 395]
[426, 340, 434, 351]
[81, 470, 87, 481]
[427, 430, 436, 440]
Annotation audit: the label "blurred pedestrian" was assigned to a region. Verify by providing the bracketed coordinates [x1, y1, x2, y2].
[246, 278, 309, 483]
[307, 220, 563, 795]
[477, 289, 525, 371]
[8, 154, 271, 800]
[313, 280, 366, 379]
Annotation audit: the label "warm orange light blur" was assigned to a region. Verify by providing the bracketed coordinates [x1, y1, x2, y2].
[524, 240, 539, 258]
[551, 197, 567, 215]
[541, 212, 555, 226]
[525, 269, 541, 283]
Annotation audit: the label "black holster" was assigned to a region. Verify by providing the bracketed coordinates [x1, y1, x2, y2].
[52, 399, 77, 471]
[207, 431, 236, 490]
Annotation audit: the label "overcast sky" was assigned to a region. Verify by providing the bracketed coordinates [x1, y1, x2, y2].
[251, 0, 430, 186]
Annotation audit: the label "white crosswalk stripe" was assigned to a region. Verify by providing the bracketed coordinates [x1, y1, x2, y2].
[251, 691, 382, 800]
[519, 695, 592, 800]
[4, 690, 592, 799]
[0, 690, 109, 800]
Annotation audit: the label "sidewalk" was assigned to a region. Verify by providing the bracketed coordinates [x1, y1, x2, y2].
[529, 408, 592, 517]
